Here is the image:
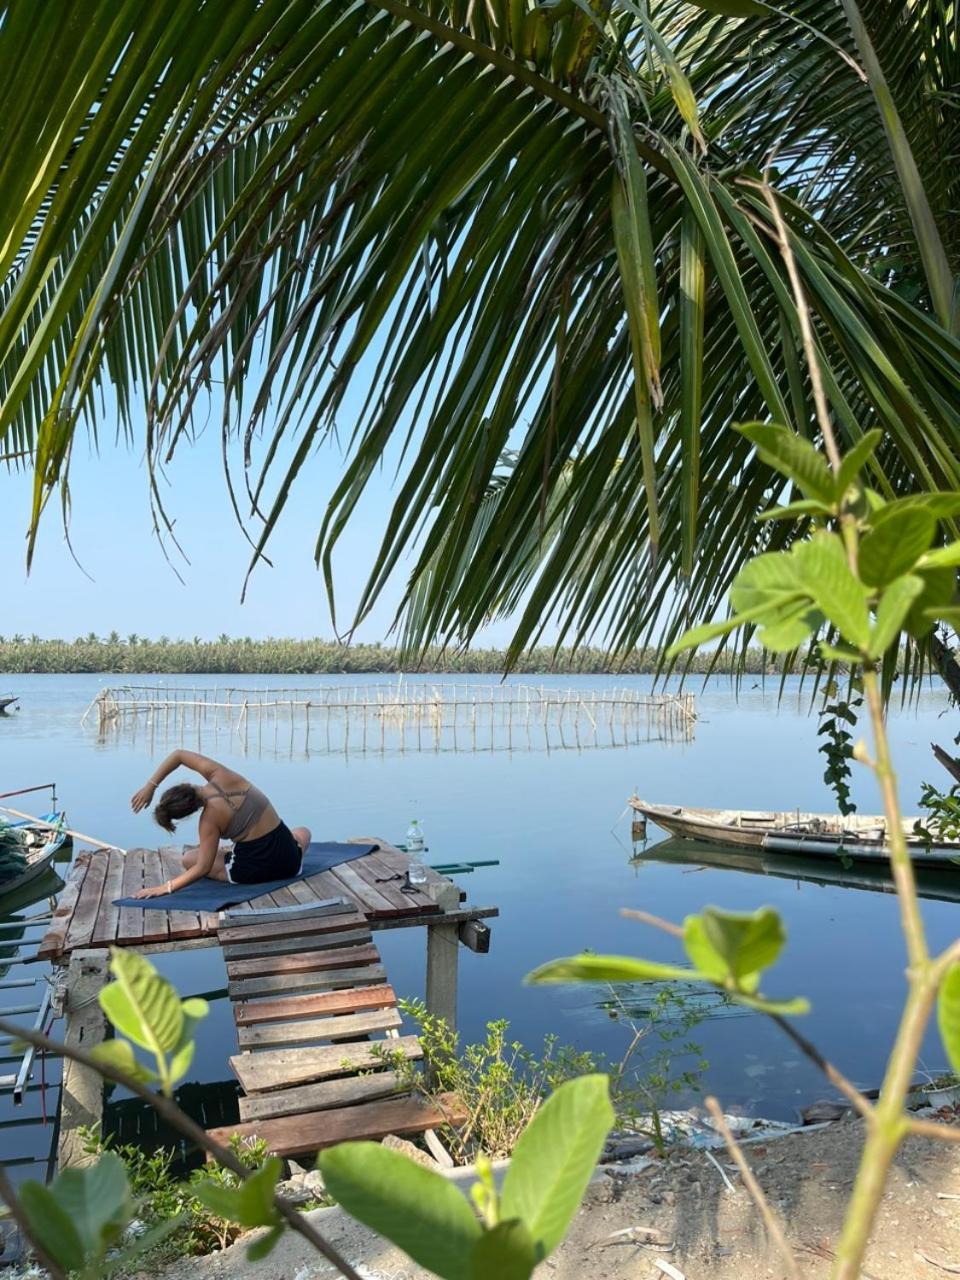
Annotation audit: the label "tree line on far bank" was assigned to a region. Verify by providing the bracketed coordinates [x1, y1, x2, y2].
[0, 635, 784, 677]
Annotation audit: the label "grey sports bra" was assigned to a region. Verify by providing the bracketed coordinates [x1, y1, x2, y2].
[207, 779, 271, 841]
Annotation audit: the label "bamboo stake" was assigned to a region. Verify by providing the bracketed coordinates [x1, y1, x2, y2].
[0, 807, 126, 854]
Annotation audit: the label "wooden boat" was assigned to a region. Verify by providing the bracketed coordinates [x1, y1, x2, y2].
[629, 797, 960, 867]
[0, 813, 70, 900]
[0, 695, 19, 713]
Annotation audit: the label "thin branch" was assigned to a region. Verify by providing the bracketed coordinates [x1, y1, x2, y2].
[620, 907, 683, 937]
[0, 1165, 68, 1280]
[770, 1014, 872, 1119]
[0, 1018, 363, 1280]
[704, 1096, 801, 1280]
[907, 1117, 960, 1144]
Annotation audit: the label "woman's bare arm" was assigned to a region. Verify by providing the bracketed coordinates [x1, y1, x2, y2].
[133, 821, 221, 898]
[131, 749, 227, 813]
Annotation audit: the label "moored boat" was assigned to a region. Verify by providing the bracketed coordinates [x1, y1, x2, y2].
[0, 695, 19, 713]
[0, 813, 70, 900]
[629, 797, 960, 867]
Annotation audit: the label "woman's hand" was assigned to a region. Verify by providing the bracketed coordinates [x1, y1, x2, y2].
[130, 782, 156, 813]
[133, 883, 172, 900]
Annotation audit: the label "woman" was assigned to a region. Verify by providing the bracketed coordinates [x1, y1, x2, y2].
[130, 749, 311, 899]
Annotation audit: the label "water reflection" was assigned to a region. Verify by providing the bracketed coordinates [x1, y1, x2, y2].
[632, 835, 960, 905]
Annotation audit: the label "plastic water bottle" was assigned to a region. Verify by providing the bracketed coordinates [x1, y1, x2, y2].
[405, 818, 425, 853]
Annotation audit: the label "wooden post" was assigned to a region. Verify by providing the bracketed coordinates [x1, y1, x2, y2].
[425, 922, 459, 1033]
[57, 950, 109, 1169]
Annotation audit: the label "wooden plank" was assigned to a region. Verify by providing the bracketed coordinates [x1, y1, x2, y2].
[221, 927, 372, 962]
[58, 951, 108, 1168]
[217, 909, 365, 946]
[458, 919, 491, 954]
[296, 866, 364, 909]
[90, 851, 127, 946]
[352, 848, 439, 915]
[228, 964, 387, 1001]
[230, 1035, 422, 1093]
[225, 941, 380, 979]
[366, 906, 499, 934]
[38, 853, 92, 960]
[234, 984, 396, 1026]
[324, 859, 404, 918]
[236, 1006, 401, 1049]
[158, 848, 206, 938]
[238, 1071, 405, 1123]
[137, 851, 172, 945]
[63, 851, 111, 951]
[207, 1091, 469, 1158]
[219, 899, 349, 928]
[116, 850, 149, 945]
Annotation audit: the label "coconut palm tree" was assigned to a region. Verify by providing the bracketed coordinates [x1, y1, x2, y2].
[0, 0, 957, 665]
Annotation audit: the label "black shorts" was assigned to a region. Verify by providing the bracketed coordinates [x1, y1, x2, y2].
[225, 821, 302, 884]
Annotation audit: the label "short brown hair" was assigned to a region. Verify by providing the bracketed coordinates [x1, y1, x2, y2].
[153, 783, 202, 833]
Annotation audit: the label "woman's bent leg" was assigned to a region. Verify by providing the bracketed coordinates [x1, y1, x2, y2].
[290, 825, 311, 855]
[181, 846, 230, 881]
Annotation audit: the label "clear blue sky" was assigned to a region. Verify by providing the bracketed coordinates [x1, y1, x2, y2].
[1, 420, 521, 644]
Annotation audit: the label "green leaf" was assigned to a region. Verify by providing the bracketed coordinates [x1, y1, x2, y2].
[731, 992, 811, 1016]
[794, 534, 870, 648]
[756, 499, 832, 523]
[817, 641, 863, 663]
[500, 1076, 613, 1257]
[868, 575, 923, 657]
[100, 948, 184, 1057]
[246, 1225, 285, 1262]
[736, 423, 835, 504]
[317, 1142, 482, 1280]
[679, 207, 705, 577]
[939, 964, 960, 1075]
[526, 954, 693, 985]
[18, 1182, 86, 1273]
[681, 916, 729, 984]
[666, 614, 748, 657]
[236, 1157, 283, 1228]
[906, 565, 956, 638]
[191, 1180, 244, 1223]
[168, 996, 209, 1087]
[686, 0, 765, 13]
[834, 429, 883, 498]
[859, 507, 937, 586]
[52, 1153, 132, 1263]
[701, 906, 786, 984]
[757, 602, 823, 653]
[470, 1220, 540, 1280]
[729, 550, 805, 615]
[90, 1038, 160, 1087]
[920, 542, 960, 569]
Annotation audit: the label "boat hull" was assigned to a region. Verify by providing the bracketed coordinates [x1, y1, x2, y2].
[630, 798, 960, 867]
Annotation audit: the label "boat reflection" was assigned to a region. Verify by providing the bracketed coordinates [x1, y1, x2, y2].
[632, 835, 960, 904]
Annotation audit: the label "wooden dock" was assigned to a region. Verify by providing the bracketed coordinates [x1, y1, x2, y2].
[206, 900, 468, 1155]
[41, 838, 495, 1165]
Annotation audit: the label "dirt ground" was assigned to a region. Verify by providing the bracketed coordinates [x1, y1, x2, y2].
[157, 1118, 960, 1280]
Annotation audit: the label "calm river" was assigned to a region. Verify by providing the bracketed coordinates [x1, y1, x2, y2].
[2, 672, 958, 1176]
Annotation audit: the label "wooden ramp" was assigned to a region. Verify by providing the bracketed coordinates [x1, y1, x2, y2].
[207, 901, 467, 1157]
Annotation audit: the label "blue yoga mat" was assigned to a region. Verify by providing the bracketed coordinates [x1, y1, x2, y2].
[113, 841, 379, 912]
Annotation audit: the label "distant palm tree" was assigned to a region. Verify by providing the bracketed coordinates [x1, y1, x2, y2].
[0, 0, 957, 665]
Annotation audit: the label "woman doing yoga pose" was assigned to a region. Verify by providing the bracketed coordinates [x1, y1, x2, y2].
[130, 749, 311, 899]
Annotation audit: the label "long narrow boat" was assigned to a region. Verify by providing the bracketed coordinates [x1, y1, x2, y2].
[629, 797, 960, 866]
[0, 813, 70, 900]
[0, 695, 19, 713]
